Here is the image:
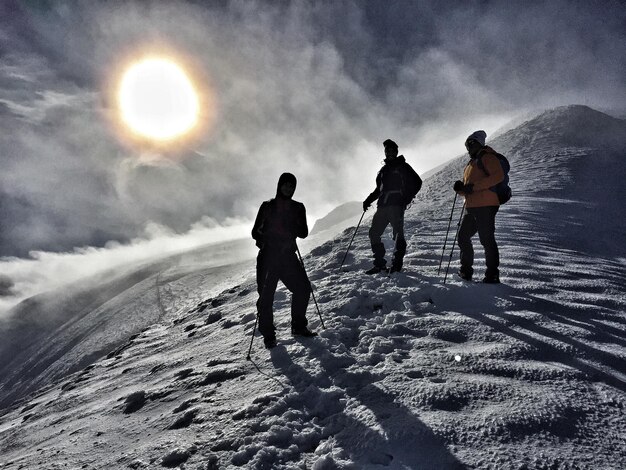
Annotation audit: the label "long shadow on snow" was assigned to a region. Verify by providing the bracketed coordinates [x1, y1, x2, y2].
[269, 344, 465, 469]
[457, 284, 626, 393]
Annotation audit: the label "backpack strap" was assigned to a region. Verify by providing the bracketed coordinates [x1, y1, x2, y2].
[475, 149, 492, 176]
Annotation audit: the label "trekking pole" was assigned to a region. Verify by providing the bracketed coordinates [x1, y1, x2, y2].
[438, 193, 458, 275]
[246, 266, 270, 360]
[443, 201, 466, 284]
[296, 246, 326, 329]
[339, 211, 366, 271]
[246, 314, 258, 360]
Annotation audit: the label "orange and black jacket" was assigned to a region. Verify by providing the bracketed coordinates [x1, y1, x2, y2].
[458, 146, 504, 208]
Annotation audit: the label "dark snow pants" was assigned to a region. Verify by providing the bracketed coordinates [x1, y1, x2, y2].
[457, 206, 499, 279]
[256, 248, 310, 340]
[368, 205, 407, 270]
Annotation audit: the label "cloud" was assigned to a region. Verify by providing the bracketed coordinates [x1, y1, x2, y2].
[0, 0, 624, 258]
[0, 217, 252, 316]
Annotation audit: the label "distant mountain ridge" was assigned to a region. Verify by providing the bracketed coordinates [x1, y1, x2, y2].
[310, 201, 363, 235]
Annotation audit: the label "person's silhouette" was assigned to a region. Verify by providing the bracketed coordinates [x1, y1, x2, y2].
[252, 173, 316, 348]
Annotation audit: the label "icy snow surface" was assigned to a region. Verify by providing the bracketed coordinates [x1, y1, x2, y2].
[0, 106, 625, 469]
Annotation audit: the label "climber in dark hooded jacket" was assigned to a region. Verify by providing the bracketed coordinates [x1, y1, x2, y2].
[363, 139, 422, 274]
[251, 172, 316, 349]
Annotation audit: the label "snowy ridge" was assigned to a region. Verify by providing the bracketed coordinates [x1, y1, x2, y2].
[0, 239, 258, 411]
[0, 105, 625, 469]
[0, 211, 370, 411]
[310, 202, 362, 236]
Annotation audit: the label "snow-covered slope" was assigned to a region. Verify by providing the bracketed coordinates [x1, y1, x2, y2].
[0, 238, 258, 410]
[0, 207, 370, 411]
[0, 105, 625, 469]
[0, 208, 357, 411]
[310, 202, 363, 236]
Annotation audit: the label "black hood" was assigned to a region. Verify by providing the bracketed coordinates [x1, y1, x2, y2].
[276, 172, 297, 199]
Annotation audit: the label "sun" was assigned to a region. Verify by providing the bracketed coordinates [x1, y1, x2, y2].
[118, 58, 200, 142]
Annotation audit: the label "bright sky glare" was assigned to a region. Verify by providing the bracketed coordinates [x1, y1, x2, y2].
[118, 58, 199, 141]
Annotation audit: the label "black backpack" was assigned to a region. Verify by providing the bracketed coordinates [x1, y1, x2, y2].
[400, 164, 422, 204]
[476, 152, 512, 204]
[380, 161, 422, 206]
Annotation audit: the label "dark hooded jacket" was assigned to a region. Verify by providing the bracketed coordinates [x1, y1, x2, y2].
[251, 173, 308, 252]
[364, 156, 422, 208]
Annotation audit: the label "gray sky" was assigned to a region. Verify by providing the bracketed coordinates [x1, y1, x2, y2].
[1, 0, 625, 258]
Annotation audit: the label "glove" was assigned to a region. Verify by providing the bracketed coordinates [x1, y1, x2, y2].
[454, 181, 474, 194]
[363, 200, 371, 212]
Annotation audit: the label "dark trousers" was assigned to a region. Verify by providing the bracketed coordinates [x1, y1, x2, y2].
[368, 205, 407, 269]
[256, 249, 310, 339]
[457, 206, 499, 278]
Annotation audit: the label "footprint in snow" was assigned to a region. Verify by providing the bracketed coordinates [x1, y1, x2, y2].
[429, 327, 468, 343]
[160, 447, 193, 468]
[334, 369, 382, 391]
[174, 368, 196, 381]
[167, 408, 199, 429]
[221, 318, 239, 329]
[406, 369, 425, 379]
[429, 377, 447, 383]
[241, 312, 256, 324]
[207, 358, 233, 367]
[61, 380, 79, 392]
[149, 363, 167, 375]
[196, 367, 246, 386]
[205, 311, 223, 325]
[172, 398, 198, 413]
[20, 402, 38, 414]
[210, 438, 240, 452]
[122, 391, 147, 414]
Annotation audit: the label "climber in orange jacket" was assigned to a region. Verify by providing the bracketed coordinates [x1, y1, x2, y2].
[453, 130, 504, 283]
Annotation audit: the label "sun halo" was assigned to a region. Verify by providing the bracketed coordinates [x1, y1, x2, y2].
[118, 58, 200, 142]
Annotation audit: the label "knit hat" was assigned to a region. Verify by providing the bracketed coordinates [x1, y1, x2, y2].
[465, 130, 487, 147]
[383, 139, 398, 150]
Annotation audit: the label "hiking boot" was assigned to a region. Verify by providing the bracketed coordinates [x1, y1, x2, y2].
[263, 336, 277, 349]
[458, 269, 473, 281]
[482, 275, 500, 284]
[389, 266, 402, 274]
[365, 266, 387, 275]
[291, 327, 317, 337]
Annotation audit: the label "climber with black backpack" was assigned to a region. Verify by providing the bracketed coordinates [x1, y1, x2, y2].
[453, 130, 510, 284]
[363, 139, 422, 274]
